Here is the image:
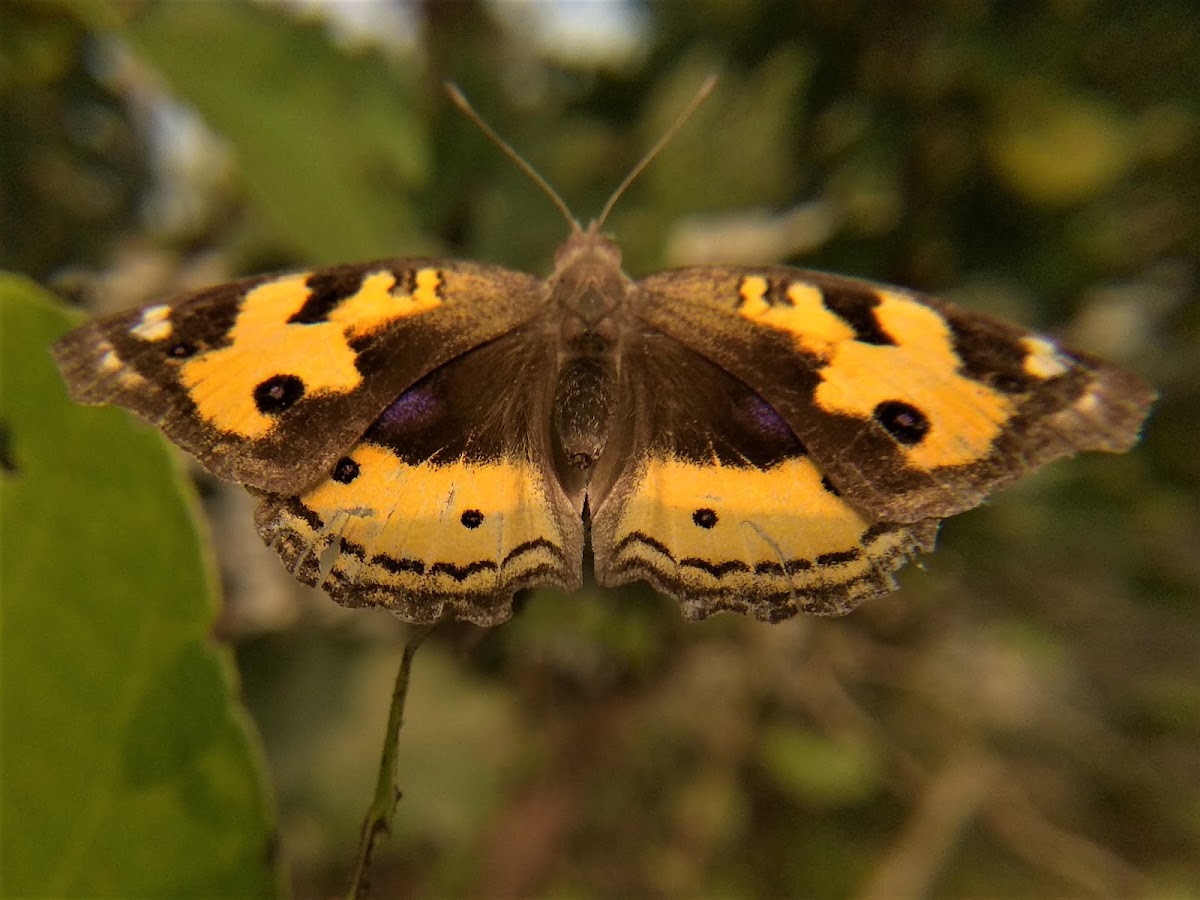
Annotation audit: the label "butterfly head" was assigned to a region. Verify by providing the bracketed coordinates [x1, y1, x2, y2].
[552, 224, 623, 279]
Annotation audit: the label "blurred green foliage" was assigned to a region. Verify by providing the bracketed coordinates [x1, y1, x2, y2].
[0, 277, 281, 897]
[0, 1, 147, 278]
[126, 1, 429, 263]
[2, 0, 1197, 897]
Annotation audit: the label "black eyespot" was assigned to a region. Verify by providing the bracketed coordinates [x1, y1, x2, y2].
[874, 400, 930, 445]
[693, 508, 718, 529]
[253, 374, 305, 415]
[820, 475, 841, 497]
[461, 509, 484, 529]
[332, 457, 359, 484]
[167, 341, 197, 359]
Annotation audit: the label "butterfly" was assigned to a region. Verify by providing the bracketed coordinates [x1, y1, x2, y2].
[52, 85, 1155, 627]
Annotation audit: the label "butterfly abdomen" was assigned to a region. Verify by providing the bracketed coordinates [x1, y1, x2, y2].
[552, 355, 617, 470]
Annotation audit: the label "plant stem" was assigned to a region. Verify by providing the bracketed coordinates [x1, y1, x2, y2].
[346, 623, 436, 900]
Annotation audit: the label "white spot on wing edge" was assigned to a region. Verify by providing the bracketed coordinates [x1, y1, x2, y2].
[117, 369, 147, 389]
[1074, 388, 1103, 415]
[98, 341, 122, 373]
[1021, 335, 1070, 379]
[130, 305, 173, 342]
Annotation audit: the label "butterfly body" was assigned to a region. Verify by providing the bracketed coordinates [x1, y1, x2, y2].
[546, 230, 627, 472]
[53, 223, 1154, 625]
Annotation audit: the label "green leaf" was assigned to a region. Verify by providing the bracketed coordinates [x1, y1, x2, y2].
[125, 1, 431, 263]
[0, 275, 282, 898]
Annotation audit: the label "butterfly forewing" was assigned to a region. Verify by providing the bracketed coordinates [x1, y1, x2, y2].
[52, 259, 545, 495]
[632, 266, 1156, 523]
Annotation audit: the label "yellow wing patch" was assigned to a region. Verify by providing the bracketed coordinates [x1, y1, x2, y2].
[811, 290, 1014, 469]
[738, 276, 853, 355]
[598, 454, 936, 618]
[168, 268, 443, 439]
[260, 442, 579, 622]
[740, 278, 1020, 469]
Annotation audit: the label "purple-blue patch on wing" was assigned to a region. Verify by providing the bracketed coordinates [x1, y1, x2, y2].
[734, 393, 805, 455]
[378, 383, 440, 432]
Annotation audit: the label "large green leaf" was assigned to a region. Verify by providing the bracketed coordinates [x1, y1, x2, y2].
[125, 1, 430, 264]
[0, 275, 282, 897]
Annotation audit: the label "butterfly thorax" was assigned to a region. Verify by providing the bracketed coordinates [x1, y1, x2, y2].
[548, 229, 630, 476]
[549, 229, 628, 339]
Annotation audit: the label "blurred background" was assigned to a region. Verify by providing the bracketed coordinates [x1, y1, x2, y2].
[3, 0, 1198, 897]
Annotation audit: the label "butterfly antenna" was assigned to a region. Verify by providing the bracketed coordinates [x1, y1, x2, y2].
[445, 83, 582, 233]
[594, 74, 717, 231]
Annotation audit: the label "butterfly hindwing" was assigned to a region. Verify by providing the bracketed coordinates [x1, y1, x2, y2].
[589, 330, 939, 621]
[634, 266, 1155, 523]
[254, 327, 584, 625]
[52, 259, 544, 495]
